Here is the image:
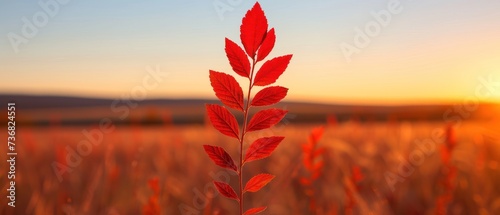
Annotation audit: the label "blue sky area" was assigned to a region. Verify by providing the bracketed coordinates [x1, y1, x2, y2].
[1, 0, 500, 104]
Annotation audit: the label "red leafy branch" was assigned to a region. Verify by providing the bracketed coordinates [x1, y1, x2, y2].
[345, 166, 363, 215]
[142, 177, 161, 215]
[203, 2, 292, 214]
[435, 124, 457, 215]
[300, 126, 326, 214]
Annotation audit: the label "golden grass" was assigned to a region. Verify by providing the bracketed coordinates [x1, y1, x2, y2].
[0, 121, 499, 214]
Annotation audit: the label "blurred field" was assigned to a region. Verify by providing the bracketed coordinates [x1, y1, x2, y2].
[1, 119, 499, 215]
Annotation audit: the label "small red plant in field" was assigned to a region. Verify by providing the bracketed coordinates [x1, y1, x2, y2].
[143, 177, 161, 215]
[435, 124, 457, 215]
[345, 166, 363, 215]
[300, 126, 326, 213]
[203, 2, 292, 214]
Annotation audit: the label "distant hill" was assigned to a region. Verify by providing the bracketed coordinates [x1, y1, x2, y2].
[0, 94, 497, 126]
[0, 94, 214, 109]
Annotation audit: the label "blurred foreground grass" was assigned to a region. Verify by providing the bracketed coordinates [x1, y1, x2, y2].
[0, 121, 499, 215]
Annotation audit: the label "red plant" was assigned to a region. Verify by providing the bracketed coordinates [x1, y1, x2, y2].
[345, 166, 363, 215]
[143, 177, 161, 215]
[435, 124, 457, 215]
[300, 126, 326, 213]
[203, 2, 292, 214]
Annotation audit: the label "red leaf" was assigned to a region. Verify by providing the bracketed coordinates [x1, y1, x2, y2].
[244, 136, 284, 163]
[254, 55, 293, 86]
[311, 168, 322, 180]
[302, 143, 312, 154]
[243, 206, 267, 215]
[244, 174, 275, 192]
[213, 181, 239, 201]
[147, 177, 160, 194]
[314, 147, 326, 157]
[209, 70, 244, 111]
[309, 126, 325, 143]
[247, 109, 288, 132]
[303, 155, 313, 169]
[256, 28, 275, 62]
[351, 166, 364, 183]
[206, 104, 240, 139]
[314, 161, 325, 173]
[441, 147, 451, 163]
[300, 177, 312, 186]
[203, 145, 237, 172]
[225, 38, 251, 78]
[240, 2, 268, 58]
[251, 86, 288, 107]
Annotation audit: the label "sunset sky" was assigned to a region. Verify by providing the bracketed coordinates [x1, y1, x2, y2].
[1, 0, 500, 105]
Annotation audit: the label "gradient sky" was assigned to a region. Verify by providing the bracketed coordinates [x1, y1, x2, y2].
[1, 0, 500, 105]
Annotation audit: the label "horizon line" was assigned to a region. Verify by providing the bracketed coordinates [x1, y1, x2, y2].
[1, 92, 499, 107]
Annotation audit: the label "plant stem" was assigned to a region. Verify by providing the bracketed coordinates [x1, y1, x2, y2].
[239, 58, 257, 215]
